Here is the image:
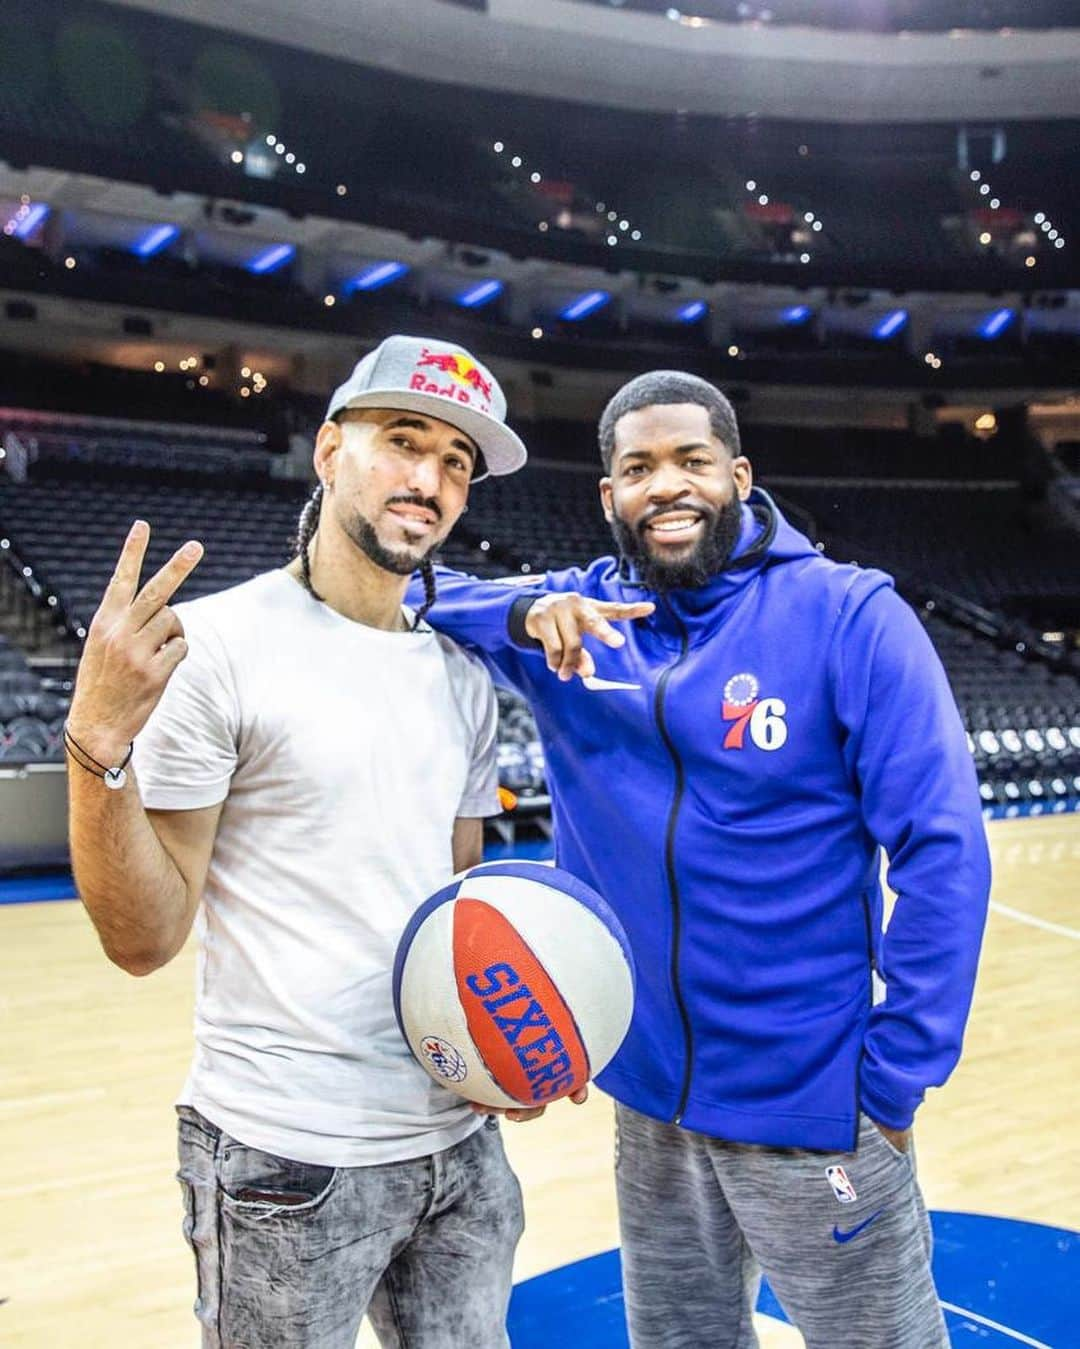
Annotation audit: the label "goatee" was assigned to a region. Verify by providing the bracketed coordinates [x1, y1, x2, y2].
[611, 495, 744, 592]
[339, 496, 442, 576]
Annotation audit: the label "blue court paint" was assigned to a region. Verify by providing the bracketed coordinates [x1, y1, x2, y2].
[0, 871, 76, 904]
[483, 838, 555, 862]
[508, 1213, 1079, 1348]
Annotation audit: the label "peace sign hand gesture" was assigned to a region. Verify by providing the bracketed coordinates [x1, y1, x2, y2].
[66, 520, 205, 767]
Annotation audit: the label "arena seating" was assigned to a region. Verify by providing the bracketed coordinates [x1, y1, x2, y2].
[0, 474, 304, 634]
[0, 634, 66, 762]
[1, 421, 1077, 820]
[771, 480, 1080, 615]
[926, 612, 1080, 809]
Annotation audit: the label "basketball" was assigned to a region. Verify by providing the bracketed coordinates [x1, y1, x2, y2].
[392, 861, 635, 1109]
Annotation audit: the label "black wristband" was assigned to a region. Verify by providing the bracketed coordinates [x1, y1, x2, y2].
[509, 594, 546, 650]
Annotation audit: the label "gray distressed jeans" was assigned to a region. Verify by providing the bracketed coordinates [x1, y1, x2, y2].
[176, 1105, 524, 1349]
[615, 1103, 948, 1349]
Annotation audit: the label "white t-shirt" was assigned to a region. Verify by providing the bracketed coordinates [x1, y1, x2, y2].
[132, 569, 501, 1167]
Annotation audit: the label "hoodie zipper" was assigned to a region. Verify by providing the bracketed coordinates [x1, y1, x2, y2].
[654, 605, 694, 1125]
[854, 889, 876, 1150]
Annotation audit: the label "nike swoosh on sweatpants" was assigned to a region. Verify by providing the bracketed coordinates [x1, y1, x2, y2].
[581, 676, 642, 692]
[832, 1210, 885, 1244]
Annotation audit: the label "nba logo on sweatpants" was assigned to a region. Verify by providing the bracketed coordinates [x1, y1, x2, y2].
[826, 1165, 858, 1204]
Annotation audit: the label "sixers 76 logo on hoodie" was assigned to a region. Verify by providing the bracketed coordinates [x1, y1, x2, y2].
[722, 673, 788, 752]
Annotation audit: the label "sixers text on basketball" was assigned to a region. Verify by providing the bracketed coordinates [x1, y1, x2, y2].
[464, 963, 577, 1102]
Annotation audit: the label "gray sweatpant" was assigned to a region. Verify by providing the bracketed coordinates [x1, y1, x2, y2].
[615, 1103, 948, 1349]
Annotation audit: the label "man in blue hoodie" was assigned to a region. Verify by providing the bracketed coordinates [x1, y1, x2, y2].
[410, 371, 991, 1348]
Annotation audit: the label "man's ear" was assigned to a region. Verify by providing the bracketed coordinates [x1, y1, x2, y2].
[599, 476, 615, 524]
[732, 455, 753, 501]
[313, 420, 342, 485]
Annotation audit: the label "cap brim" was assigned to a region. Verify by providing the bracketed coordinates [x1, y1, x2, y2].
[331, 388, 527, 478]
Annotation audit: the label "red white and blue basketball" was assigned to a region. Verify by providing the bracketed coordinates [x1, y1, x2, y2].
[393, 861, 635, 1109]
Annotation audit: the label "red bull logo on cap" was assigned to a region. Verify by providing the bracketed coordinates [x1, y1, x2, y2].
[411, 348, 494, 410]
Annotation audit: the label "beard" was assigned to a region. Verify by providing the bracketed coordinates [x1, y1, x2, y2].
[337, 495, 442, 576]
[610, 494, 744, 592]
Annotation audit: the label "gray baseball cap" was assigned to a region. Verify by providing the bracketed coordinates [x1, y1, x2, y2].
[324, 335, 526, 480]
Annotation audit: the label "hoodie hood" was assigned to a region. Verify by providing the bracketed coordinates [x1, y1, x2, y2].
[615, 487, 819, 638]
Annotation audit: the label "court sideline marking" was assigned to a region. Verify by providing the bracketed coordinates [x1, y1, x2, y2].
[988, 899, 1080, 942]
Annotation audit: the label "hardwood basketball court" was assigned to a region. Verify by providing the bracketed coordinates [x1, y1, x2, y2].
[2, 814, 1077, 1347]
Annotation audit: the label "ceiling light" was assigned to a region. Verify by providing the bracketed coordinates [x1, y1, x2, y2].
[977, 307, 1015, 338]
[346, 260, 409, 291]
[246, 243, 295, 274]
[132, 223, 180, 258]
[12, 202, 50, 239]
[456, 279, 504, 309]
[561, 290, 610, 321]
[874, 309, 908, 339]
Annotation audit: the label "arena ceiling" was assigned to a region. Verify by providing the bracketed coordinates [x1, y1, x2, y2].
[105, 0, 1080, 123]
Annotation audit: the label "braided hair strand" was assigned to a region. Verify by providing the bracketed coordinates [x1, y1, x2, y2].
[294, 482, 325, 602]
[410, 556, 438, 631]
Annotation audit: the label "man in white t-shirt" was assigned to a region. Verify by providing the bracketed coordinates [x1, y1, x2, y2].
[64, 336, 547, 1349]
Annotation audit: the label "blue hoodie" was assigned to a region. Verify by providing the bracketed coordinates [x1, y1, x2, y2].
[411, 490, 991, 1150]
